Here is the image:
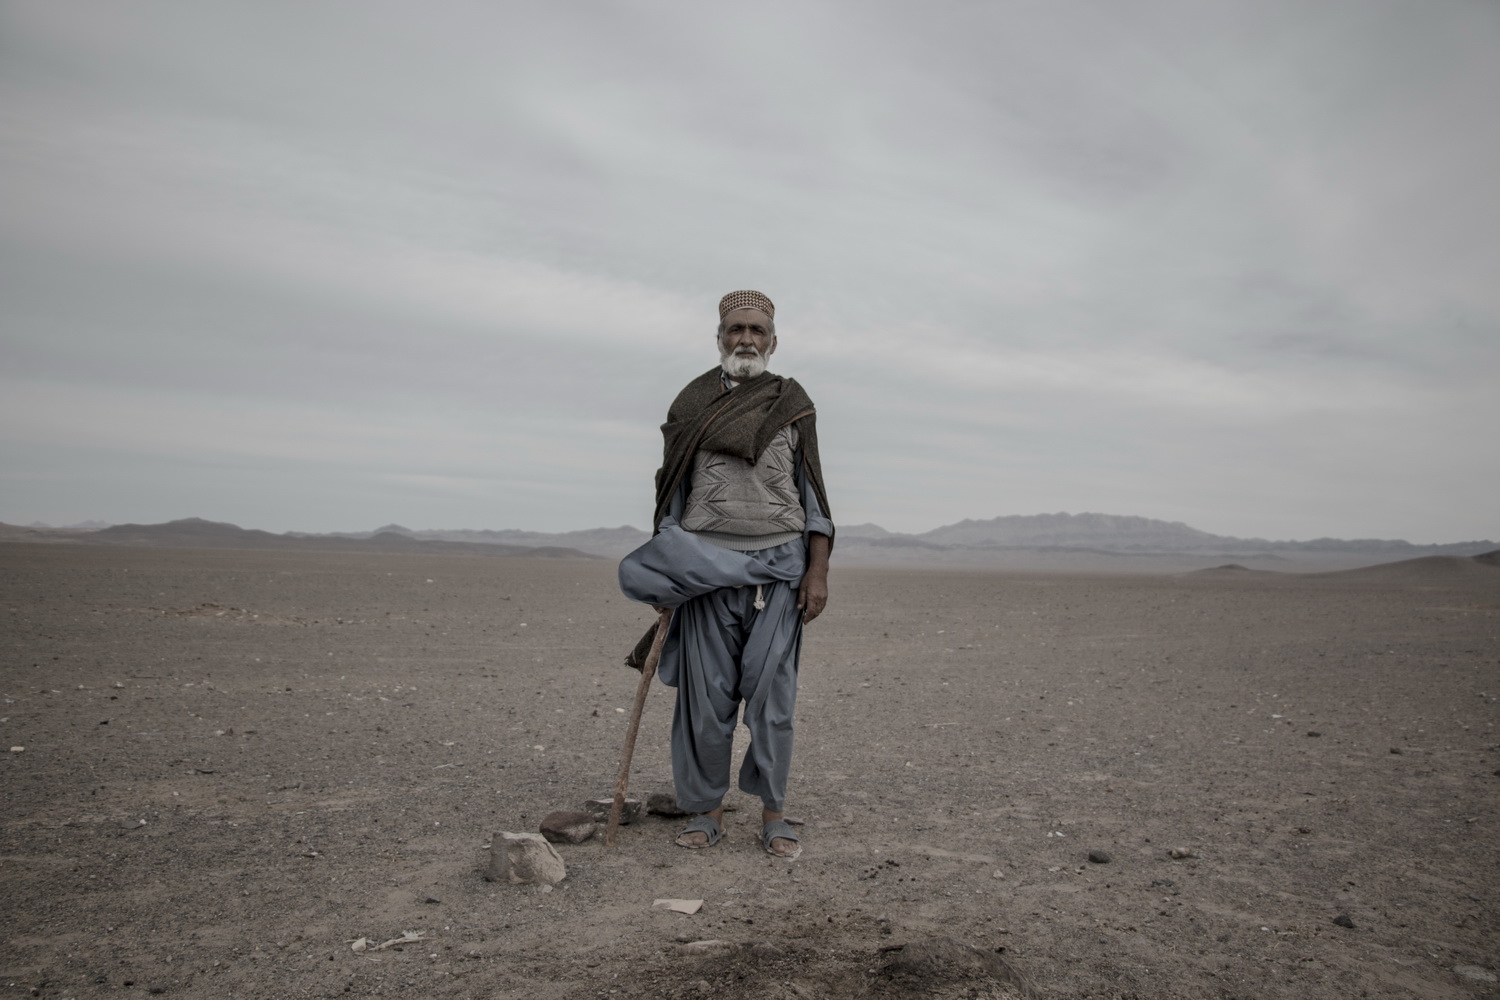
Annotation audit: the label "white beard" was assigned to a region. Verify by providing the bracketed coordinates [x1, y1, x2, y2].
[720, 347, 768, 380]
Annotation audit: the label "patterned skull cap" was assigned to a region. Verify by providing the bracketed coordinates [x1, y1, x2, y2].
[718, 289, 775, 320]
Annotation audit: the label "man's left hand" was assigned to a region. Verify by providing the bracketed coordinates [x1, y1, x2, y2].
[798, 532, 831, 624]
[797, 572, 828, 623]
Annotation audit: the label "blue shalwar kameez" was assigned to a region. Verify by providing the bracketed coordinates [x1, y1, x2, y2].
[618, 457, 832, 814]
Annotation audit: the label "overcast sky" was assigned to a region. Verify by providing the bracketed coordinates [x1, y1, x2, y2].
[2, 1, 1496, 543]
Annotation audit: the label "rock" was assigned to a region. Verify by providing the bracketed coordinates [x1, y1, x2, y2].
[583, 798, 642, 824]
[1454, 965, 1497, 983]
[653, 898, 704, 914]
[1168, 847, 1196, 859]
[1306, 731, 1322, 737]
[488, 831, 566, 885]
[675, 940, 735, 955]
[540, 810, 596, 844]
[1087, 850, 1112, 864]
[647, 791, 691, 817]
[1332, 914, 1355, 929]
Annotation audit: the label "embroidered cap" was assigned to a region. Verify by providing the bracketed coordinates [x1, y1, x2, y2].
[718, 289, 775, 320]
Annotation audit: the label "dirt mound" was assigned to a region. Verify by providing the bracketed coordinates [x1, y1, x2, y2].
[1187, 563, 1284, 579]
[647, 936, 1030, 1000]
[1317, 554, 1500, 584]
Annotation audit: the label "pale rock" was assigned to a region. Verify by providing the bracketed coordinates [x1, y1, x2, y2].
[1454, 965, 1497, 983]
[488, 831, 566, 884]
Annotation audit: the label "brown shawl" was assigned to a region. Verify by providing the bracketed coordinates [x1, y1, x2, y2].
[652, 367, 832, 538]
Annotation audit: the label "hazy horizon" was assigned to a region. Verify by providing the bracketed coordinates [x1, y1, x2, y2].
[15, 509, 1497, 548]
[3, 2, 1496, 545]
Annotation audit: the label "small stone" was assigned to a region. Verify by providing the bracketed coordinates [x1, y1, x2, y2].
[1390, 748, 1403, 754]
[1306, 731, 1321, 738]
[646, 791, 691, 818]
[1168, 847, 1196, 859]
[675, 940, 736, 955]
[540, 810, 596, 844]
[1087, 850, 1112, 864]
[422, 897, 441, 905]
[583, 798, 642, 824]
[1454, 965, 1497, 983]
[1332, 914, 1355, 929]
[487, 831, 566, 885]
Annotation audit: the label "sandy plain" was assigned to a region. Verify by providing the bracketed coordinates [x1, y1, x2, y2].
[1, 542, 1497, 999]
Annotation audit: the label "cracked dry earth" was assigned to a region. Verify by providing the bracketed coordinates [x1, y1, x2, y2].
[2, 542, 1498, 999]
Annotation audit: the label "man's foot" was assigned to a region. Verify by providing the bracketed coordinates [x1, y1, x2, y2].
[762, 808, 801, 859]
[674, 810, 724, 848]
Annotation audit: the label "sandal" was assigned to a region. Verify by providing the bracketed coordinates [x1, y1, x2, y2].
[674, 814, 724, 849]
[761, 819, 802, 859]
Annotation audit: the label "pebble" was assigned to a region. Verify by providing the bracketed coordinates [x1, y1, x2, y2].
[675, 940, 735, 955]
[583, 798, 642, 824]
[1454, 965, 1497, 983]
[1306, 731, 1322, 738]
[1168, 847, 1196, 859]
[1332, 914, 1355, 929]
[1087, 850, 1112, 864]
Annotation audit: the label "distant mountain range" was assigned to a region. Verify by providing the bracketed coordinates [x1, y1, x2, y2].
[0, 518, 598, 560]
[3, 513, 1494, 573]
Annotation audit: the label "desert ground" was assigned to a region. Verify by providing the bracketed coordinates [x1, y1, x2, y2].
[1, 542, 1497, 999]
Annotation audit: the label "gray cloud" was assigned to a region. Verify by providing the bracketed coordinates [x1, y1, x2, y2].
[1, 0, 1495, 541]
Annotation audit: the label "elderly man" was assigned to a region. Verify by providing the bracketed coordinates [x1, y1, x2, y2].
[619, 289, 833, 859]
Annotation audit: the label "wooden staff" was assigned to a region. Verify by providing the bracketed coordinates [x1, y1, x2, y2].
[605, 608, 673, 847]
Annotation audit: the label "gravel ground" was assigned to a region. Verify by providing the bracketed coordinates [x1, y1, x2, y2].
[2, 542, 1498, 999]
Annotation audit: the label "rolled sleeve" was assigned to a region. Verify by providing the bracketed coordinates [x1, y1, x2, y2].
[796, 449, 834, 539]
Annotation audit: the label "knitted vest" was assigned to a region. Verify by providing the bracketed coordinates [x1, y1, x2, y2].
[680, 425, 805, 549]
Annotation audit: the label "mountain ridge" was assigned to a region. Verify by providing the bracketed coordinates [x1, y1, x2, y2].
[6, 513, 1493, 572]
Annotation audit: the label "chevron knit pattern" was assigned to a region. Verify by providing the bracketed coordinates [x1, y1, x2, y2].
[681, 425, 805, 536]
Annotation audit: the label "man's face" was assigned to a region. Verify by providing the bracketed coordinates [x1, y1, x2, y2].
[718, 308, 776, 379]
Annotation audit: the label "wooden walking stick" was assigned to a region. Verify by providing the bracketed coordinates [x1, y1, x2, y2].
[606, 607, 673, 847]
